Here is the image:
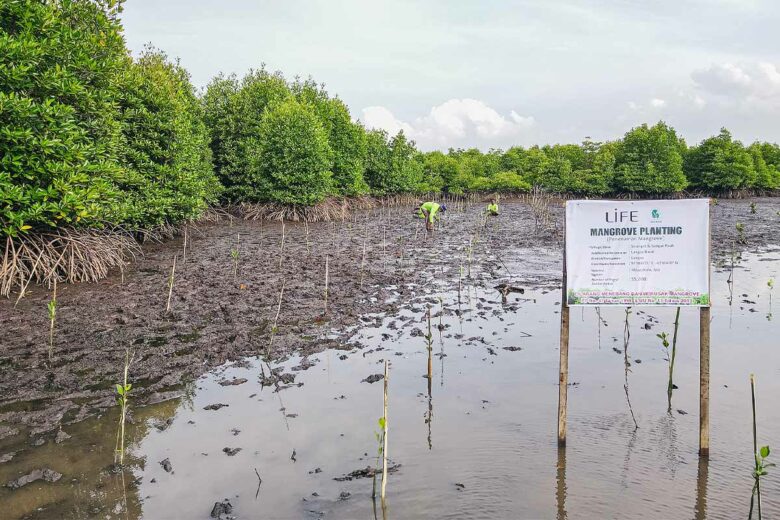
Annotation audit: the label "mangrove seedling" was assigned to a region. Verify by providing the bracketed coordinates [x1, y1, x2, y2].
[230, 233, 240, 281]
[47, 280, 57, 363]
[658, 307, 681, 409]
[115, 349, 134, 465]
[466, 237, 474, 278]
[623, 307, 639, 430]
[750, 202, 757, 214]
[266, 280, 286, 358]
[749, 374, 774, 520]
[381, 359, 389, 503]
[736, 222, 747, 245]
[372, 416, 385, 499]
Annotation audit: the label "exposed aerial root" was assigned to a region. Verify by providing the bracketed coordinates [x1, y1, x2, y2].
[0, 228, 141, 297]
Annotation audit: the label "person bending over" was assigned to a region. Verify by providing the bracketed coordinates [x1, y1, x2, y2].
[418, 201, 446, 231]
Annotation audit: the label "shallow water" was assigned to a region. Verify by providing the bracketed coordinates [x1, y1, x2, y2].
[1, 247, 779, 519]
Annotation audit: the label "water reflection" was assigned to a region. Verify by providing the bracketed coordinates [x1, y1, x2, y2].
[556, 447, 567, 520]
[2, 247, 777, 519]
[0, 396, 181, 519]
[694, 457, 709, 520]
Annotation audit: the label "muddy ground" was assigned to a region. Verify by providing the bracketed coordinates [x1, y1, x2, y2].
[0, 198, 778, 446]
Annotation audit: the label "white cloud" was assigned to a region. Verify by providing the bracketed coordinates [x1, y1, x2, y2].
[360, 106, 413, 136]
[692, 62, 780, 100]
[362, 98, 535, 150]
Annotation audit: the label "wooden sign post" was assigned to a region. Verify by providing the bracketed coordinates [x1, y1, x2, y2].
[558, 226, 570, 446]
[557, 199, 711, 456]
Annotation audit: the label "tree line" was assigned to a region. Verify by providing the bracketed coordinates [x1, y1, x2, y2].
[2, 0, 779, 240]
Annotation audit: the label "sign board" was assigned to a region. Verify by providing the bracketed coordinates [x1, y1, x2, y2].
[565, 199, 710, 306]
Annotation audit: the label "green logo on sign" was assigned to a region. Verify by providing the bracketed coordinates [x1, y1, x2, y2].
[651, 209, 660, 219]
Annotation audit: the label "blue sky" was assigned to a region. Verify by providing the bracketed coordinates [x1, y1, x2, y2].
[122, 0, 780, 150]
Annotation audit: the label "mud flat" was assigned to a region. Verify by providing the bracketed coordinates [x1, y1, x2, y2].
[0, 198, 779, 519]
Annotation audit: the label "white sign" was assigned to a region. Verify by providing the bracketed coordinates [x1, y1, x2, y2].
[565, 199, 710, 306]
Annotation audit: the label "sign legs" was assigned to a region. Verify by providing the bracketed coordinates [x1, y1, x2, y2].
[557, 302, 570, 446]
[699, 307, 711, 457]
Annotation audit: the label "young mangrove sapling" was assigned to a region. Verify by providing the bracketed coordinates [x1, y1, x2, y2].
[230, 233, 240, 281]
[749, 374, 774, 520]
[115, 349, 134, 465]
[47, 279, 57, 363]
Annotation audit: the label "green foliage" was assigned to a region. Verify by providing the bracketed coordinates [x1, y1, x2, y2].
[364, 131, 424, 194]
[748, 143, 780, 190]
[0, 0, 128, 236]
[419, 151, 460, 192]
[249, 99, 333, 205]
[469, 171, 531, 192]
[292, 79, 368, 196]
[118, 48, 219, 229]
[685, 129, 756, 190]
[614, 122, 688, 193]
[363, 129, 391, 193]
[203, 68, 291, 201]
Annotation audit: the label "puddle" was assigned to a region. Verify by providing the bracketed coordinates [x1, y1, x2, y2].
[1, 249, 779, 519]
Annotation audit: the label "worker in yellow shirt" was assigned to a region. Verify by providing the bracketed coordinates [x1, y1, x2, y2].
[486, 197, 499, 216]
[417, 201, 447, 231]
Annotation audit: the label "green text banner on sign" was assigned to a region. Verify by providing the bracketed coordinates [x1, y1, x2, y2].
[565, 199, 710, 306]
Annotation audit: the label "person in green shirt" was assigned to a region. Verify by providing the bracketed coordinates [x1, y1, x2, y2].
[417, 201, 446, 231]
[486, 198, 499, 216]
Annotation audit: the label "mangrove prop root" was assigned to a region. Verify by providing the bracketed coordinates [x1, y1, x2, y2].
[1, 229, 140, 298]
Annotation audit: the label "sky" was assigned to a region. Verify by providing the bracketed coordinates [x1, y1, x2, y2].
[121, 0, 780, 151]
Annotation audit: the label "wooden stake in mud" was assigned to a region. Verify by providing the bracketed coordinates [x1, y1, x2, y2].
[324, 255, 329, 314]
[279, 221, 286, 269]
[165, 255, 177, 314]
[699, 203, 712, 457]
[699, 306, 710, 456]
[359, 223, 368, 291]
[426, 306, 433, 392]
[557, 217, 570, 447]
[381, 359, 389, 503]
[182, 226, 188, 264]
[305, 220, 310, 255]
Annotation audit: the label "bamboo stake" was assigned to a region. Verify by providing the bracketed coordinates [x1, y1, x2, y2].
[305, 221, 310, 255]
[359, 226, 368, 291]
[667, 306, 681, 408]
[182, 226, 188, 264]
[48, 278, 57, 363]
[279, 222, 286, 269]
[267, 280, 286, 358]
[165, 255, 177, 314]
[426, 306, 433, 387]
[381, 359, 389, 503]
[324, 255, 329, 314]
